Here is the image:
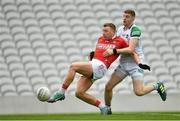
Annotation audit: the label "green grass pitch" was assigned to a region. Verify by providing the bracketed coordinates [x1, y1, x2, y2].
[0, 112, 180, 120]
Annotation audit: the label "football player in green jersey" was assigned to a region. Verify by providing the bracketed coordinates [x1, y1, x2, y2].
[103, 9, 167, 115]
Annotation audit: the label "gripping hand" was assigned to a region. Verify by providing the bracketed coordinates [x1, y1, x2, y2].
[138, 63, 151, 71]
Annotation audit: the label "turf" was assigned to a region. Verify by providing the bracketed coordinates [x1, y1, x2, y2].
[0, 112, 180, 120]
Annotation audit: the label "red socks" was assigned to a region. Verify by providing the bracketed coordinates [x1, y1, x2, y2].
[60, 84, 69, 93]
[62, 84, 68, 90]
[95, 100, 101, 107]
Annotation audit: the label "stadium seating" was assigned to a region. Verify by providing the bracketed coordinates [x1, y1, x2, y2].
[0, 0, 180, 96]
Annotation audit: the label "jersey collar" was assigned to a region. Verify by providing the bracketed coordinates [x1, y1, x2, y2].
[112, 35, 116, 39]
[123, 23, 134, 30]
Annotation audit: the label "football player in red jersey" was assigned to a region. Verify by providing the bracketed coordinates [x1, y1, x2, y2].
[48, 23, 138, 114]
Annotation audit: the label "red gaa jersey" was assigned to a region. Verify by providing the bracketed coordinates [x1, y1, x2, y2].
[93, 36, 128, 68]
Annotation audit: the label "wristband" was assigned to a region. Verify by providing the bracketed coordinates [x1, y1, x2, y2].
[113, 48, 117, 55]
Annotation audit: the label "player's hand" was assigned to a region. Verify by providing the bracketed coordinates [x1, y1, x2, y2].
[88, 51, 94, 61]
[138, 63, 151, 71]
[103, 49, 113, 57]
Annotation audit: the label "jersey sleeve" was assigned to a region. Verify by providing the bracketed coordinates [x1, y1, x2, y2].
[130, 26, 141, 37]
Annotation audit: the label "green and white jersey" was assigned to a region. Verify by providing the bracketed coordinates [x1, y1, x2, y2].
[117, 24, 144, 65]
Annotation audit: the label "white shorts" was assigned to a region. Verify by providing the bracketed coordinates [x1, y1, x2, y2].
[90, 59, 107, 81]
[114, 64, 144, 81]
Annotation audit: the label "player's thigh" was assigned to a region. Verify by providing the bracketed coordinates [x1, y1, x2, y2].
[76, 76, 93, 93]
[132, 79, 143, 93]
[129, 67, 144, 92]
[106, 71, 126, 89]
[131, 74, 144, 93]
[71, 61, 93, 78]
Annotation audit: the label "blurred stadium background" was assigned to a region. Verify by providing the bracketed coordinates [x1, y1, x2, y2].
[0, 0, 180, 114]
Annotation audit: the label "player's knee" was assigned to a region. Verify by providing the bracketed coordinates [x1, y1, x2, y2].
[69, 63, 77, 71]
[134, 90, 144, 96]
[75, 90, 84, 99]
[105, 83, 113, 92]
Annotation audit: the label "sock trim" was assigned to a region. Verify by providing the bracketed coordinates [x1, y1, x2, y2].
[62, 84, 68, 90]
[95, 100, 101, 107]
[153, 83, 158, 90]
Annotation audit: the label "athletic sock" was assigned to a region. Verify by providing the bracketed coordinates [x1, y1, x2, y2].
[60, 84, 68, 94]
[106, 105, 111, 109]
[153, 83, 158, 90]
[95, 100, 105, 109]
